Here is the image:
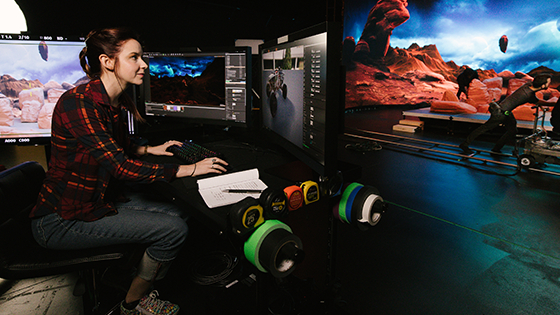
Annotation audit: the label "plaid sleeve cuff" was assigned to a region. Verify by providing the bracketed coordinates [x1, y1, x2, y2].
[163, 163, 181, 181]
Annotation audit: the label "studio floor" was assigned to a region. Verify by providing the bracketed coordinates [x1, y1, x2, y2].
[1, 107, 560, 314]
[335, 107, 560, 314]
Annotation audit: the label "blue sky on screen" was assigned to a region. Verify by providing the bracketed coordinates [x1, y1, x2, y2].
[344, 0, 560, 73]
[0, 40, 85, 85]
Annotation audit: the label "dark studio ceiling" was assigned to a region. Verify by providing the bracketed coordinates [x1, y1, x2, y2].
[15, 0, 338, 50]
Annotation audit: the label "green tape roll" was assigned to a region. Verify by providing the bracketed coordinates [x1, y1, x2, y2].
[244, 220, 292, 272]
[339, 183, 362, 223]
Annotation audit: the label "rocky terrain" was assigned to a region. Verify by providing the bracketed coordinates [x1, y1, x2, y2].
[343, 0, 559, 109]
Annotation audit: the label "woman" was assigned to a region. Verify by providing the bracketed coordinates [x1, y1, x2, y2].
[30, 27, 227, 315]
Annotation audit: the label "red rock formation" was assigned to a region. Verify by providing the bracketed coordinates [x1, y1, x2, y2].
[466, 79, 490, 108]
[483, 77, 503, 89]
[512, 104, 538, 121]
[442, 90, 459, 102]
[0, 75, 43, 100]
[430, 100, 477, 114]
[487, 88, 502, 103]
[47, 89, 65, 103]
[507, 78, 531, 96]
[344, 3, 558, 109]
[0, 98, 14, 126]
[385, 44, 458, 81]
[345, 62, 450, 107]
[21, 100, 42, 123]
[38, 102, 56, 129]
[353, 0, 410, 62]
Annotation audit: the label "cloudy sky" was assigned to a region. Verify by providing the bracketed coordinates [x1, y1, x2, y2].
[0, 39, 85, 85]
[344, 0, 560, 73]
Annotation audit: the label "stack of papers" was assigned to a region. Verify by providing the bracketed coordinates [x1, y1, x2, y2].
[197, 168, 268, 208]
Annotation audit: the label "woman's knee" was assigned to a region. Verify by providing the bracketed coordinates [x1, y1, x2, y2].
[163, 216, 189, 246]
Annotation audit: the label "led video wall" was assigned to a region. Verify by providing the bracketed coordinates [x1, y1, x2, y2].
[343, 0, 560, 109]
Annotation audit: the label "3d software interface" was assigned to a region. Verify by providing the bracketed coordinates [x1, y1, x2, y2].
[261, 32, 328, 162]
[143, 51, 248, 124]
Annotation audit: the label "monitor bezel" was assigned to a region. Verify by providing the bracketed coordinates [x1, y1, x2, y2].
[258, 22, 342, 177]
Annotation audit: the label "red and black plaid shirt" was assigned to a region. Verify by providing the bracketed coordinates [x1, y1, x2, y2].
[30, 79, 179, 221]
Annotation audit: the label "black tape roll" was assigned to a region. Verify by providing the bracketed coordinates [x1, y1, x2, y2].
[260, 188, 288, 219]
[257, 229, 304, 278]
[319, 171, 343, 198]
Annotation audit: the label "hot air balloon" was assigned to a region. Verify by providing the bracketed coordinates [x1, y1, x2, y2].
[499, 35, 508, 53]
[38, 41, 48, 61]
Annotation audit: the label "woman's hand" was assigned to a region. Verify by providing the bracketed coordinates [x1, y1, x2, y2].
[176, 157, 229, 178]
[144, 140, 184, 156]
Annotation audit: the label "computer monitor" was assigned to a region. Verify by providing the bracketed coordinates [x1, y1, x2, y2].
[140, 47, 252, 128]
[259, 22, 343, 177]
[0, 34, 87, 146]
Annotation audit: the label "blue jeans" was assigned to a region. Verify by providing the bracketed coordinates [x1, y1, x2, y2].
[31, 191, 188, 281]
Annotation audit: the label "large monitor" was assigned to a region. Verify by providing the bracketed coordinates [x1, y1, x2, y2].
[140, 47, 252, 128]
[0, 34, 87, 146]
[259, 22, 343, 177]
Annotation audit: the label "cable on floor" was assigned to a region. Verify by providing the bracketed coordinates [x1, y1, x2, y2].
[187, 251, 240, 287]
[385, 200, 560, 261]
[344, 141, 382, 152]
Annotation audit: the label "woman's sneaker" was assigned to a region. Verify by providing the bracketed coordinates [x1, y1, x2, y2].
[121, 290, 179, 315]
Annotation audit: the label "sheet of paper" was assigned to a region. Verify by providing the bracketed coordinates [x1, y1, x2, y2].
[197, 168, 268, 208]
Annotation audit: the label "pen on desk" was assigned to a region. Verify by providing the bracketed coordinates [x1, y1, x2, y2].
[223, 189, 263, 193]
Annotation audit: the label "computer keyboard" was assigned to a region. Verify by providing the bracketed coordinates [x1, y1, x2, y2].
[166, 140, 224, 164]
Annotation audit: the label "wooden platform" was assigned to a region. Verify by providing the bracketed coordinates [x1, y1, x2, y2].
[402, 108, 552, 131]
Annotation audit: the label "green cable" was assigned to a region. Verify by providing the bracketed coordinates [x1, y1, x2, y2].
[385, 200, 560, 261]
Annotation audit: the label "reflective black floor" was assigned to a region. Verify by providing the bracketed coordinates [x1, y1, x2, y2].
[335, 108, 560, 314]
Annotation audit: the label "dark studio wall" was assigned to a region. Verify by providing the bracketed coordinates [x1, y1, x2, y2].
[15, 0, 341, 50]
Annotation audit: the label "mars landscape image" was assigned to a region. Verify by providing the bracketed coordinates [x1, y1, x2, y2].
[343, 0, 560, 112]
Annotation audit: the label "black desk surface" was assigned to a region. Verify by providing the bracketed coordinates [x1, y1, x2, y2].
[144, 136, 316, 235]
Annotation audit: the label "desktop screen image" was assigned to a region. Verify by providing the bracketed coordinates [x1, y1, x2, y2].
[0, 34, 87, 145]
[260, 23, 341, 176]
[261, 46, 306, 148]
[142, 49, 251, 126]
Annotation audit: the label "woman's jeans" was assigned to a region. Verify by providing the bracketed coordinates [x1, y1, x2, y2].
[31, 191, 188, 282]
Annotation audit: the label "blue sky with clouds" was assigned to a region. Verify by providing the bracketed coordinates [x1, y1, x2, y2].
[0, 40, 85, 85]
[344, 0, 560, 73]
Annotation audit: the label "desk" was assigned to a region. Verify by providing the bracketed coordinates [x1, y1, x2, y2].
[144, 138, 301, 234]
[144, 136, 359, 293]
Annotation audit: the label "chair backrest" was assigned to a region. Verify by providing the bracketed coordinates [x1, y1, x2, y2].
[0, 161, 46, 262]
[0, 161, 144, 280]
[0, 161, 45, 225]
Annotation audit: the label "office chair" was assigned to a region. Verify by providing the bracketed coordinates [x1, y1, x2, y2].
[0, 161, 144, 314]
